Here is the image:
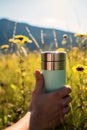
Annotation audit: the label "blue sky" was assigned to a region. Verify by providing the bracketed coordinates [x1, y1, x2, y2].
[0, 0, 87, 33]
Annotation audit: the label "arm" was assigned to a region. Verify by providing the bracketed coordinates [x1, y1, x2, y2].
[4, 112, 30, 130]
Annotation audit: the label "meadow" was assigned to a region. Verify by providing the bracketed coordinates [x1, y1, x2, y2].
[0, 33, 87, 130]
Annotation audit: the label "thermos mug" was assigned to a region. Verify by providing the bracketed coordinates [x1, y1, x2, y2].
[41, 51, 66, 93]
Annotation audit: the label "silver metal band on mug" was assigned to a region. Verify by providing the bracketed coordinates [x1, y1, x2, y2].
[41, 51, 66, 62]
[41, 61, 66, 70]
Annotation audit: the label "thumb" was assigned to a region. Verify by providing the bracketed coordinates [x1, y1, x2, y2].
[33, 70, 44, 95]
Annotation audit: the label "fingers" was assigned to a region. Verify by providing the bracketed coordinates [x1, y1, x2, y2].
[49, 85, 72, 99]
[62, 95, 72, 107]
[59, 86, 72, 98]
[33, 70, 44, 95]
[63, 105, 70, 115]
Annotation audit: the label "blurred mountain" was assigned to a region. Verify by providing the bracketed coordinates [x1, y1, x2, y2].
[0, 18, 76, 51]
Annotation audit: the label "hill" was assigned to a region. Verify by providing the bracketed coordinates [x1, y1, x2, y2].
[0, 18, 76, 51]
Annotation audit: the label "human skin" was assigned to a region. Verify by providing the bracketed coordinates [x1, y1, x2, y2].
[5, 70, 72, 130]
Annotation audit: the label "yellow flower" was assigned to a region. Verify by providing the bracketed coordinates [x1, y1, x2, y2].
[72, 64, 87, 74]
[56, 48, 65, 52]
[9, 35, 32, 49]
[15, 35, 24, 40]
[74, 33, 87, 38]
[1, 44, 9, 49]
[9, 38, 14, 43]
[9, 38, 21, 44]
[74, 33, 84, 37]
[82, 34, 87, 38]
[14, 35, 32, 43]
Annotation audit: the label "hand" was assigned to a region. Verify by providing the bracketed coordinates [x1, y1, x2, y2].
[29, 70, 72, 130]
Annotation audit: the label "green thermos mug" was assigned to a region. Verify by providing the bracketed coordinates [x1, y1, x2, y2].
[41, 51, 66, 93]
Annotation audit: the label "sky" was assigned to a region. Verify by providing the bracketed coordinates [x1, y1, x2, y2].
[0, 0, 87, 33]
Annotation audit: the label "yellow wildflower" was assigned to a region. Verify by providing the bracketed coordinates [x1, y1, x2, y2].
[56, 48, 65, 52]
[9, 38, 14, 43]
[74, 33, 87, 38]
[9, 38, 21, 44]
[82, 34, 87, 38]
[9, 35, 32, 49]
[74, 33, 84, 37]
[14, 35, 32, 43]
[72, 64, 87, 74]
[1, 44, 9, 49]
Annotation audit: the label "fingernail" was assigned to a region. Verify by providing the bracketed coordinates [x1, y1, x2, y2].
[65, 85, 72, 93]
